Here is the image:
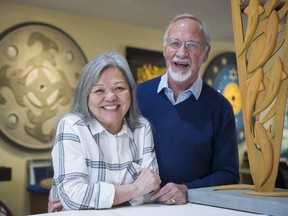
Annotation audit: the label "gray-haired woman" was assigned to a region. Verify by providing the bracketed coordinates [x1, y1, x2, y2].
[49, 52, 160, 211]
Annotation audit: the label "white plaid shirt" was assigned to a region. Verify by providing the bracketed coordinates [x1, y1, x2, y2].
[51, 113, 158, 210]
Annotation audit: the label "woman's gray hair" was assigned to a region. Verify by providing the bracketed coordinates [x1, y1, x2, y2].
[72, 51, 140, 130]
[163, 13, 211, 47]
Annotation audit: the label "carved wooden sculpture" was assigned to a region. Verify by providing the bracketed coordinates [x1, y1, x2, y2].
[215, 0, 288, 196]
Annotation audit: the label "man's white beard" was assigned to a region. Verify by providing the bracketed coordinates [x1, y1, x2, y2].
[168, 66, 192, 82]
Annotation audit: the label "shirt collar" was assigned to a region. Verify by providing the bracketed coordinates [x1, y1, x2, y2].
[89, 118, 133, 138]
[157, 72, 202, 100]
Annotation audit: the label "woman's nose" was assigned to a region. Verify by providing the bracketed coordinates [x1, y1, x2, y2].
[105, 92, 117, 101]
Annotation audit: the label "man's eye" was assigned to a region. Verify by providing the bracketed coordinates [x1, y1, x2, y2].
[170, 41, 181, 48]
[186, 42, 200, 50]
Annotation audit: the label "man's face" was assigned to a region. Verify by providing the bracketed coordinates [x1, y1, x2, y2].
[163, 18, 210, 84]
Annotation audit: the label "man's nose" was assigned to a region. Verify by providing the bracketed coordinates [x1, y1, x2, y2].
[176, 43, 188, 57]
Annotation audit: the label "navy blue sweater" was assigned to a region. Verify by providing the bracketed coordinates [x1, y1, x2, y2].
[137, 77, 239, 189]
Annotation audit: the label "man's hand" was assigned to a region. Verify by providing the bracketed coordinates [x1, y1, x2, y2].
[150, 182, 188, 205]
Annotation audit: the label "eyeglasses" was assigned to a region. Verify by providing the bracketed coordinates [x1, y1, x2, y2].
[166, 39, 205, 52]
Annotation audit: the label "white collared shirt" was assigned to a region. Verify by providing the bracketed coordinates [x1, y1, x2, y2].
[51, 114, 158, 210]
[157, 72, 203, 105]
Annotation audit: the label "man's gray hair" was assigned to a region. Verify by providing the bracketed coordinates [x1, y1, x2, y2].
[163, 13, 211, 47]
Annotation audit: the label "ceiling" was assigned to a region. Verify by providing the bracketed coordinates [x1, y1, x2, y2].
[7, 0, 235, 41]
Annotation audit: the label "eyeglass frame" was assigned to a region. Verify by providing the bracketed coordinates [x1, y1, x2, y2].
[165, 38, 207, 52]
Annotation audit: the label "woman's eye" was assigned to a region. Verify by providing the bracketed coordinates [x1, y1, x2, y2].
[115, 86, 125, 91]
[94, 89, 104, 94]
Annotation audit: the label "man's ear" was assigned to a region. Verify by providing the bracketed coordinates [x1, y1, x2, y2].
[163, 49, 166, 59]
[202, 46, 211, 63]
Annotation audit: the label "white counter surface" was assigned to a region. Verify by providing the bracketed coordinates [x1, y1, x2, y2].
[29, 203, 266, 216]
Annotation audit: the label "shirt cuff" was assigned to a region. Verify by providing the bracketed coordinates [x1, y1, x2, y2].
[129, 196, 144, 206]
[98, 182, 115, 209]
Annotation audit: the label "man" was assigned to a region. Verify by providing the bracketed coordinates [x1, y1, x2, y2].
[48, 13, 239, 211]
[137, 13, 239, 205]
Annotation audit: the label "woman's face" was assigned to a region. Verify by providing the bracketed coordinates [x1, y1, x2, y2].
[88, 67, 131, 134]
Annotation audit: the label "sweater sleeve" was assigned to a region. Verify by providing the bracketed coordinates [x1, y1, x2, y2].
[184, 103, 240, 189]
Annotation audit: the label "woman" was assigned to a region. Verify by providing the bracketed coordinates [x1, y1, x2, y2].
[49, 52, 160, 211]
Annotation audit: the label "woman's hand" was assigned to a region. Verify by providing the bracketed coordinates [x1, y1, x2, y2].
[47, 191, 64, 212]
[133, 168, 161, 196]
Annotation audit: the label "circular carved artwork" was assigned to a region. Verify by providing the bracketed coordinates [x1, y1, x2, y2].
[203, 52, 244, 145]
[0, 22, 87, 150]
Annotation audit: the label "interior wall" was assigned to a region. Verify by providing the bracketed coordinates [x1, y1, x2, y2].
[0, 1, 238, 215]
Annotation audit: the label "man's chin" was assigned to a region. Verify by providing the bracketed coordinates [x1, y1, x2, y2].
[168, 68, 192, 82]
